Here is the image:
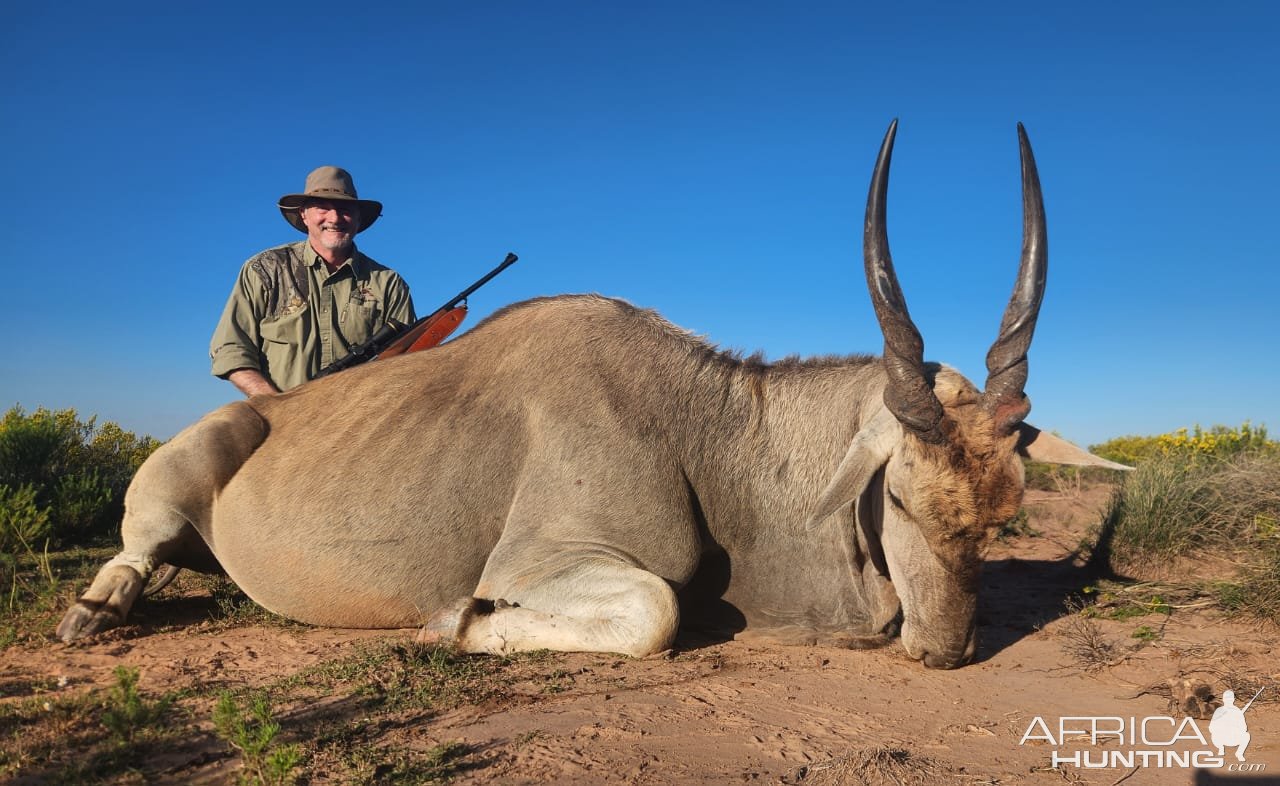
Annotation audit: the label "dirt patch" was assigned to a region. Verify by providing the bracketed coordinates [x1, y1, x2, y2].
[4, 479, 1277, 784]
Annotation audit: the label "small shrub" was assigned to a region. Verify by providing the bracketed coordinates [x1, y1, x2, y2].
[1131, 625, 1161, 643]
[214, 692, 303, 786]
[0, 484, 51, 555]
[101, 666, 173, 746]
[1100, 453, 1212, 560]
[997, 509, 1039, 540]
[1213, 551, 1280, 621]
[1, 484, 57, 616]
[1059, 599, 1122, 669]
[792, 745, 957, 786]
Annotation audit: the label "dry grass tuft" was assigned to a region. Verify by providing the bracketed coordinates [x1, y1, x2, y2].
[1058, 598, 1125, 670]
[788, 746, 960, 785]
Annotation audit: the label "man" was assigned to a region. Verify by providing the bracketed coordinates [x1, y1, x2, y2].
[1209, 689, 1252, 762]
[210, 166, 416, 395]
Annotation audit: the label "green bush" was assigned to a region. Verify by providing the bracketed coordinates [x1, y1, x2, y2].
[0, 405, 161, 548]
[1089, 434, 1164, 466]
[1100, 446, 1280, 621]
[0, 484, 50, 555]
[1092, 422, 1276, 465]
[1104, 450, 1280, 558]
[50, 471, 115, 542]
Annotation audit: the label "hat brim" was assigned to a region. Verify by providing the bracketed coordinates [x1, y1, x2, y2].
[278, 194, 383, 233]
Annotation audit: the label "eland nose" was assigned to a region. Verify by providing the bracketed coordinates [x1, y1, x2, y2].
[922, 650, 967, 669]
[920, 628, 978, 669]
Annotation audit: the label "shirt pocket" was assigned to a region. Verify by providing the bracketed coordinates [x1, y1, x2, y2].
[259, 306, 310, 384]
[341, 298, 382, 346]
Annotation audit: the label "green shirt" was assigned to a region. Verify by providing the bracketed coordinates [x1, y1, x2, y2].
[210, 240, 416, 390]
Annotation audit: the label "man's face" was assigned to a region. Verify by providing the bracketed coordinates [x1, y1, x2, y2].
[300, 199, 360, 254]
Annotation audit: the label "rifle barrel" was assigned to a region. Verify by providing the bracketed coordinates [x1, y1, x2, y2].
[1242, 687, 1265, 713]
[442, 252, 518, 311]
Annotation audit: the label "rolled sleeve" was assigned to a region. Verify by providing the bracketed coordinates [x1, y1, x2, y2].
[210, 264, 267, 378]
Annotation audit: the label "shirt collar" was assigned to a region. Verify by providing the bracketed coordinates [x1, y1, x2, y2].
[293, 239, 370, 280]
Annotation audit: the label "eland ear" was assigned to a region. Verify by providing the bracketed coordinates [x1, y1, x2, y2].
[1015, 423, 1132, 471]
[806, 409, 902, 530]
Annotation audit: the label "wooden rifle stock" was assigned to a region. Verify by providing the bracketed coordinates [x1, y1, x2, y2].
[377, 306, 469, 358]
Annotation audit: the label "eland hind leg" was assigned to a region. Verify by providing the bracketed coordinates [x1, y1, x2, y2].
[56, 401, 267, 642]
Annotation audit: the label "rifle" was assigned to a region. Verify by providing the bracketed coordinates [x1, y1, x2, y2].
[1241, 687, 1265, 713]
[316, 252, 518, 378]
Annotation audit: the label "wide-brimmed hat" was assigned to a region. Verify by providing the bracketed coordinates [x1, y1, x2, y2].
[278, 166, 383, 233]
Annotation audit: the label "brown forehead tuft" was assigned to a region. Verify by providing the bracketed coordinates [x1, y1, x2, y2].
[931, 367, 982, 408]
[907, 371, 1027, 534]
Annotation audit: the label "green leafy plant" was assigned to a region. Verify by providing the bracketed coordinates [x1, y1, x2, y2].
[213, 692, 303, 786]
[101, 666, 173, 746]
[0, 484, 51, 554]
[49, 471, 114, 542]
[1131, 624, 1161, 643]
[1, 484, 56, 614]
[0, 405, 161, 547]
[1080, 584, 1174, 621]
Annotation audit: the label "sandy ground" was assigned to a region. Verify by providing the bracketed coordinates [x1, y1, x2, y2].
[5, 480, 1278, 785]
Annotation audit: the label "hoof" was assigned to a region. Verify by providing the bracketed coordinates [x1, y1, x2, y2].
[416, 596, 487, 647]
[56, 601, 125, 643]
[54, 563, 146, 643]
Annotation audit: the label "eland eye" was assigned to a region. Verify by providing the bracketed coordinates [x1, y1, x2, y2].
[887, 489, 906, 511]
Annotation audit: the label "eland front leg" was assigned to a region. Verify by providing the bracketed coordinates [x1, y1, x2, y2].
[56, 402, 266, 642]
[56, 510, 219, 642]
[420, 544, 681, 658]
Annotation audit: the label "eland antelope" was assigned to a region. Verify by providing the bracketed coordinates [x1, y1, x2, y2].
[58, 121, 1123, 668]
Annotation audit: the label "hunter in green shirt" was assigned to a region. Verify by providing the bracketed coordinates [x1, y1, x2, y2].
[210, 167, 416, 394]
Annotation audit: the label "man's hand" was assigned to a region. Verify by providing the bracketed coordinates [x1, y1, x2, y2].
[227, 369, 280, 397]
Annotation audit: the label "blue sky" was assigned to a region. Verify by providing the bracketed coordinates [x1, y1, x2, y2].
[3, 2, 1277, 449]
